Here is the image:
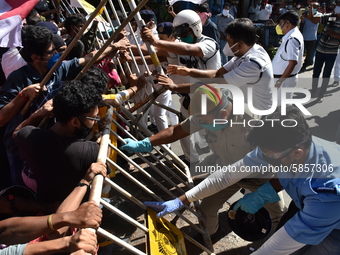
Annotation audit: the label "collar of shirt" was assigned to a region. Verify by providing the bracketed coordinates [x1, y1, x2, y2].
[282, 26, 298, 41]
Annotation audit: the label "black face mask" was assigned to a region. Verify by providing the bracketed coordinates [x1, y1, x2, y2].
[75, 119, 93, 139]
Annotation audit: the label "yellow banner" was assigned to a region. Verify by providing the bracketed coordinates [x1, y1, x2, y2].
[147, 209, 187, 255]
[70, 0, 105, 22]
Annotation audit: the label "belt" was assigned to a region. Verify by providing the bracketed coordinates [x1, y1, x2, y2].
[274, 73, 297, 78]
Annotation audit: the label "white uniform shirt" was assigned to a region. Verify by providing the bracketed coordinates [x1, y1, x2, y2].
[196, 35, 221, 70]
[223, 44, 273, 110]
[257, 4, 272, 21]
[272, 27, 304, 75]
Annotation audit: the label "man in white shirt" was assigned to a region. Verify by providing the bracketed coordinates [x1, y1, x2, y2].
[257, 0, 272, 23]
[272, 11, 304, 105]
[166, 18, 274, 111]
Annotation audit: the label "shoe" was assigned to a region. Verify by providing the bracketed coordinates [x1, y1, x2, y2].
[299, 67, 306, 73]
[193, 224, 225, 244]
[331, 81, 339, 87]
[195, 143, 211, 155]
[316, 97, 323, 103]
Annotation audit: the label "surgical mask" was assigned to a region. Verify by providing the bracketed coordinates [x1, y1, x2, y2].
[223, 41, 239, 56]
[275, 24, 283, 35]
[199, 122, 229, 131]
[286, 5, 292, 9]
[275, 21, 286, 35]
[222, 9, 229, 16]
[312, 8, 317, 13]
[296, 4, 301, 8]
[47, 53, 61, 69]
[75, 120, 93, 139]
[180, 34, 195, 44]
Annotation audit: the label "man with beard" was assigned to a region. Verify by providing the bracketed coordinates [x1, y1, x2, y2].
[13, 80, 104, 203]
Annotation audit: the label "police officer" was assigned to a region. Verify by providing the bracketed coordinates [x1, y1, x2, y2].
[166, 18, 274, 111]
[140, 10, 221, 165]
[272, 11, 304, 105]
[120, 84, 286, 239]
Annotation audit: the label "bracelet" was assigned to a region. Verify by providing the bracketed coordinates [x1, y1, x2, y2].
[18, 91, 29, 101]
[130, 87, 136, 96]
[77, 182, 90, 188]
[47, 214, 54, 231]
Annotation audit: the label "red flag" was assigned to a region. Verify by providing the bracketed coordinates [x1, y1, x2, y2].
[0, 0, 39, 47]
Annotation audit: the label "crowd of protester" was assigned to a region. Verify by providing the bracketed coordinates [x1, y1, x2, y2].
[0, 0, 340, 254]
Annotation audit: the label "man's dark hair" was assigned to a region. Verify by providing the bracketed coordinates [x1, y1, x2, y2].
[279, 10, 300, 26]
[53, 80, 103, 123]
[247, 106, 312, 152]
[197, 2, 210, 13]
[26, 9, 42, 25]
[20, 25, 54, 63]
[81, 67, 109, 94]
[65, 40, 84, 59]
[223, 3, 230, 8]
[225, 18, 257, 46]
[64, 13, 86, 33]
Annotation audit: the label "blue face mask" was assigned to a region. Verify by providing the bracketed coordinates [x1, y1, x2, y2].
[199, 121, 229, 131]
[180, 34, 195, 44]
[47, 53, 61, 69]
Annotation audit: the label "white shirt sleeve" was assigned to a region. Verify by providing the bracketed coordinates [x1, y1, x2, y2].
[265, 4, 272, 14]
[252, 227, 305, 255]
[185, 159, 255, 202]
[197, 38, 217, 60]
[286, 38, 301, 62]
[223, 59, 263, 87]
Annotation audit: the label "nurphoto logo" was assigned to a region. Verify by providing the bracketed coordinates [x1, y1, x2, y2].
[200, 84, 312, 128]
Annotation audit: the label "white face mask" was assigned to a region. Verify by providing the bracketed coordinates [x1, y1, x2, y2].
[222, 9, 229, 16]
[223, 41, 239, 56]
[296, 5, 301, 8]
[335, 6, 340, 14]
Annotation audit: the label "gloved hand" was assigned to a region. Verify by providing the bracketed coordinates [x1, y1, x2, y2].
[233, 182, 280, 214]
[120, 138, 153, 153]
[144, 198, 184, 218]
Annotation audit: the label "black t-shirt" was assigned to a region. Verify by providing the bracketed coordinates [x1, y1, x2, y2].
[14, 126, 99, 203]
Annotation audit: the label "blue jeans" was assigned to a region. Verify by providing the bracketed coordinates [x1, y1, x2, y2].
[303, 40, 316, 66]
[312, 51, 337, 98]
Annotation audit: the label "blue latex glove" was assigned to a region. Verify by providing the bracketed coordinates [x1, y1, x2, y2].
[144, 198, 184, 218]
[233, 182, 280, 214]
[120, 138, 153, 153]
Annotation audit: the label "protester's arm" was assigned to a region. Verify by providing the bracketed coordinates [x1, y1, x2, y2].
[79, 37, 130, 66]
[167, 65, 227, 78]
[130, 44, 170, 58]
[141, 28, 204, 57]
[52, 161, 106, 237]
[13, 99, 53, 137]
[23, 229, 97, 255]
[103, 74, 147, 107]
[306, 3, 321, 24]
[0, 84, 42, 127]
[275, 60, 297, 88]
